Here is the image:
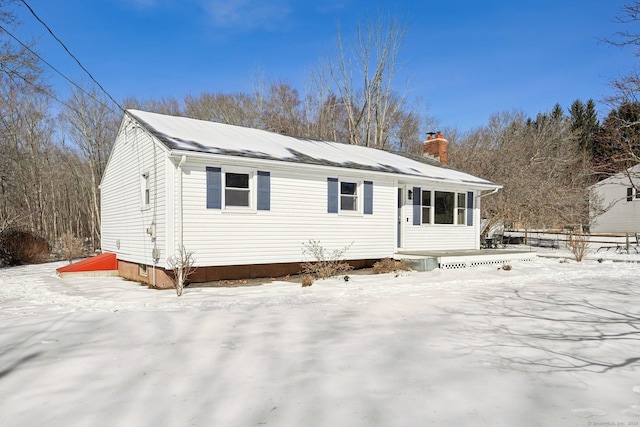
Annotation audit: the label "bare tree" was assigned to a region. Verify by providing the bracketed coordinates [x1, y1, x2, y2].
[0, 0, 44, 93]
[59, 85, 119, 248]
[449, 109, 592, 233]
[122, 96, 184, 116]
[184, 91, 261, 128]
[258, 81, 305, 136]
[599, 2, 640, 182]
[314, 12, 412, 149]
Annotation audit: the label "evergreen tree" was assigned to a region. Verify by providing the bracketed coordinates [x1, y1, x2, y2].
[569, 98, 600, 154]
[594, 101, 640, 175]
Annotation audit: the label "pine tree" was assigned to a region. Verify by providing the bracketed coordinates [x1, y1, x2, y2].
[569, 98, 600, 154]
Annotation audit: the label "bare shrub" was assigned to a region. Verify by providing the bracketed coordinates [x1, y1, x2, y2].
[0, 229, 50, 266]
[167, 246, 197, 296]
[501, 264, 512, 271]
[301, 274, 314, 287]
[372, 258, 411, 274]
[58, 233, 85, 264]
[301, 240, 353, 279]
[568, 233, 589, 262]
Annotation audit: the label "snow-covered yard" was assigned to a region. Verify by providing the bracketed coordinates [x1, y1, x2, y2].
[1, 251, 639, 426]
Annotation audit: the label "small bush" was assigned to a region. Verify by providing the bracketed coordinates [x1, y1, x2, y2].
[300, 239, 353, 279]
[568, 233, 589, 262]
[372, 258, 411, 274]
[301, 274, 314, 287]
[58, 233, 85, 264]
[501, 264, 512, 271]
[167, 246, 197, 297]
[0, 229, 50, 266]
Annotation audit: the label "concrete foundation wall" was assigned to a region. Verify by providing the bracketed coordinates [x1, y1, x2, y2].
[118, 258, 377, 288]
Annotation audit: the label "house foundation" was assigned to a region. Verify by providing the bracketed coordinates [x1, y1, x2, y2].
[118, 258, 378, 288]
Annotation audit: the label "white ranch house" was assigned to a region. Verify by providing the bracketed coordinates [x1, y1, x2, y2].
[100, 110, 503, 287]
[590, 165, 640, 234]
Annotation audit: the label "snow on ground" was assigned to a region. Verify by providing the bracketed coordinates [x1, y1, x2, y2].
[0, 249, 639, 427]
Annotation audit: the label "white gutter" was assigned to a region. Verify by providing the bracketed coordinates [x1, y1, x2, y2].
[167, 149, 501, 191]
[477, 187, 501, 198]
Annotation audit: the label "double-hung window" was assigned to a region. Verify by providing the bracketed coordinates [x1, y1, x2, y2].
[456, 193, 466, 225]
[328, 178, 372, 215]
[421, 190, 431, 224]
[206, 167, 271, 211]
[340, 181, 358, 211]
[225, 172, 250, 207]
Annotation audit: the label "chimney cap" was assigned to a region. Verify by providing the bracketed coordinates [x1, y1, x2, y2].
[426, 131, 445, 140]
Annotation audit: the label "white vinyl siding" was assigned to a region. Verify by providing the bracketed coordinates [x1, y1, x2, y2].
[591, 173, 640, 233]
[100, 115, 168, 266]
[180, 162, 395, 266]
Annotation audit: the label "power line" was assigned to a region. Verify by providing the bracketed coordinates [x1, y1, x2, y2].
[18, 0, 125, 114]
[0, 65, 77, 112]
[0, 23, 120, 116]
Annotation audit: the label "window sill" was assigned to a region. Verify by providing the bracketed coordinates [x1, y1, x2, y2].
[222, 207, 257, 214]
[338, 210, 363, 217]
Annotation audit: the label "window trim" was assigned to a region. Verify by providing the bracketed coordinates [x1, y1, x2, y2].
[456, 192, 466, 226]
[138, 263, 148, 277]
[141, 172, 150, 210]
[338, 177, 363, 215]
[206, 166, 271, 212]
[421, 189, 432, 224]
[224, 170, 252, 209]
[418, 189, 468, 226]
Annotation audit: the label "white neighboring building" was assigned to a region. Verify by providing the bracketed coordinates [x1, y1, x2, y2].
[590, 165, 640, 233]
[100, 110, 501, 287]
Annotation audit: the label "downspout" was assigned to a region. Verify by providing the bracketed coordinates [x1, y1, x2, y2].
[476, 187, 501, 239]
[176, 155, 187, 288]
[176, 155, 187, 251]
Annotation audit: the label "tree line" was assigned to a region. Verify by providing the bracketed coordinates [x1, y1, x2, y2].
[1, 0, 639, 261]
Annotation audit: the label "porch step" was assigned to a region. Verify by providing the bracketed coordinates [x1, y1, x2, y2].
[394, 254, 439, 272]
[395, 250, 537, 271]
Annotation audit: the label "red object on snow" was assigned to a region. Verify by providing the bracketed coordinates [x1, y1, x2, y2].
[56, 252, 118, 274]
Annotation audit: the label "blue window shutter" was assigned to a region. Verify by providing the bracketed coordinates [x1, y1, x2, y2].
[257, 171, 271, 211]
[328, 178, 339, 213]
[364, 181, 373, 215]
[412, 187, 421, 225]
[206, 167, 221, 209]
[467, 191, 474, 226]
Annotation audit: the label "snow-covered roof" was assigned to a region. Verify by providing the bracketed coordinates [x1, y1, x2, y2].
[127, 109, 499, 187]
[589, 164, 640, 189]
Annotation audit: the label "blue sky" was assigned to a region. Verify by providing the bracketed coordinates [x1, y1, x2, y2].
[12, 0, 637, 133]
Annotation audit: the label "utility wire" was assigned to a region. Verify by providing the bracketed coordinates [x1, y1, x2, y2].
[19, 0, 125, 113]
[0, 23, 120, 116]
[0, 65, 76, 111]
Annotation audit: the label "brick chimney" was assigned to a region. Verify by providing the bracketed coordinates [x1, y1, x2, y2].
[423, 132, 448, 164]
